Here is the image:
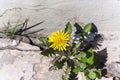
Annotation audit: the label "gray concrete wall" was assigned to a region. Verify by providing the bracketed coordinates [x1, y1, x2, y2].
[0, 0, 120, 34]
[0, 1, 120, 80]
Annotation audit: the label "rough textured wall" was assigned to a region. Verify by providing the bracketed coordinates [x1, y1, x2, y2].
[0, 0, 120, 35]
[0, 1, 120, 80]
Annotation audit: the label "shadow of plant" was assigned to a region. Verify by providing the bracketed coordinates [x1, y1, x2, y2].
[74, 22, 108, 79]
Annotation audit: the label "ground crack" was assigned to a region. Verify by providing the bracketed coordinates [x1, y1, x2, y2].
[0, 7, 22, 17]
[0, 46, 40, 52]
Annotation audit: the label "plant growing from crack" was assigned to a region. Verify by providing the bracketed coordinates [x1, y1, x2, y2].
[0, 19, 44, 46]
[39, 22, 102, 80]
[0, 19, 44, 39]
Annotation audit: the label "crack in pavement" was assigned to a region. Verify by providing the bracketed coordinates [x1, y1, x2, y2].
[0, 8, 22, 17]
[0, 6, 62, 18]
[0, 46, 40, 52]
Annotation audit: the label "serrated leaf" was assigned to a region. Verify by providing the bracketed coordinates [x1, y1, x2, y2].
[49, 66, 57, 71]
[95, 69, 102, 79]
[75, 42, 81, 48]
[81, 57, 87, 63]
[80, 52, 86, 58]
[54, 61, 64, 69]
[73, 64, 86, 73]
[83, 23, 92, 33]
[86, 76, 91, 80]
[66, 67, 71, 74]
[62, 75, 66, 80]
[74, 60, 81, 66]
[87, 58, 94, 65]
[73, 61, 86, 73]
[75, 54, 81, 60]
[62, 67, 71, 80]
[88, 48, 94, 53]
[88, 71, 96, 79]
[41, 48, 54, 57]
[39, 37, 48, 46]
[86, 48, 94, 65]
[73, 67, 81, 74]
[73, 42, 81, 54]
[80, 63, 86, 70]
[65, 22, 72, 34]
[75, 52, 86, 60]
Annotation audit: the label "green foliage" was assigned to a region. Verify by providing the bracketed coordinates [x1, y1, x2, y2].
[88, 71, 96, 79]
[39, 37, 49, 46]
[54, 60, 65, 69]
[0, 23, 22, 39]
[0, 19, 30, 39]
[75, 52, 86, 60]
[73, 61, 86, 73]
[85, 69, 102, 80]
[65, 22, 72, 34]
[62, 67, 71, 80]
[41, 48, 55, 57]
[49, 66, 58, 70]
[83, 23, 92, 34]
[39, 22, 102, 80]
[49, 59, 65, 70]
[86, 48, 94, 65]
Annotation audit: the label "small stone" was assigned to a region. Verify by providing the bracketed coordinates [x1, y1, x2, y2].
[106, 62, 120, 78]
[113, 76, 120, 80]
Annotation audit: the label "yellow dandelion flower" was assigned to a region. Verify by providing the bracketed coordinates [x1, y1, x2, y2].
[48, 30, 70, 51]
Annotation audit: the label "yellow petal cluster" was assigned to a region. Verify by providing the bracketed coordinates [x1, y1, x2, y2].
[48, 30, 70, 51]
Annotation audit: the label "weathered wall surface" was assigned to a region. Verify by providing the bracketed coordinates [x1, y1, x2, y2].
[0, 1, 120, 80]
[0, 0, 120, 35]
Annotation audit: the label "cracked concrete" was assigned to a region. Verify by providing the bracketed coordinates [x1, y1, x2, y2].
[33, 57, 63, 80]
[0, 8, 22, 17]
[1, 0, 120, 35]
[1, 31, 120, 80]
[0, 39, 64, 80]
[0, 0, 120, 80]
[1, 32, 120, 80]
[0, 39, 41, 80]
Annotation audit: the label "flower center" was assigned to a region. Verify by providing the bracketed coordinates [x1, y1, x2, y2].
[57, 37, 63, 44]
